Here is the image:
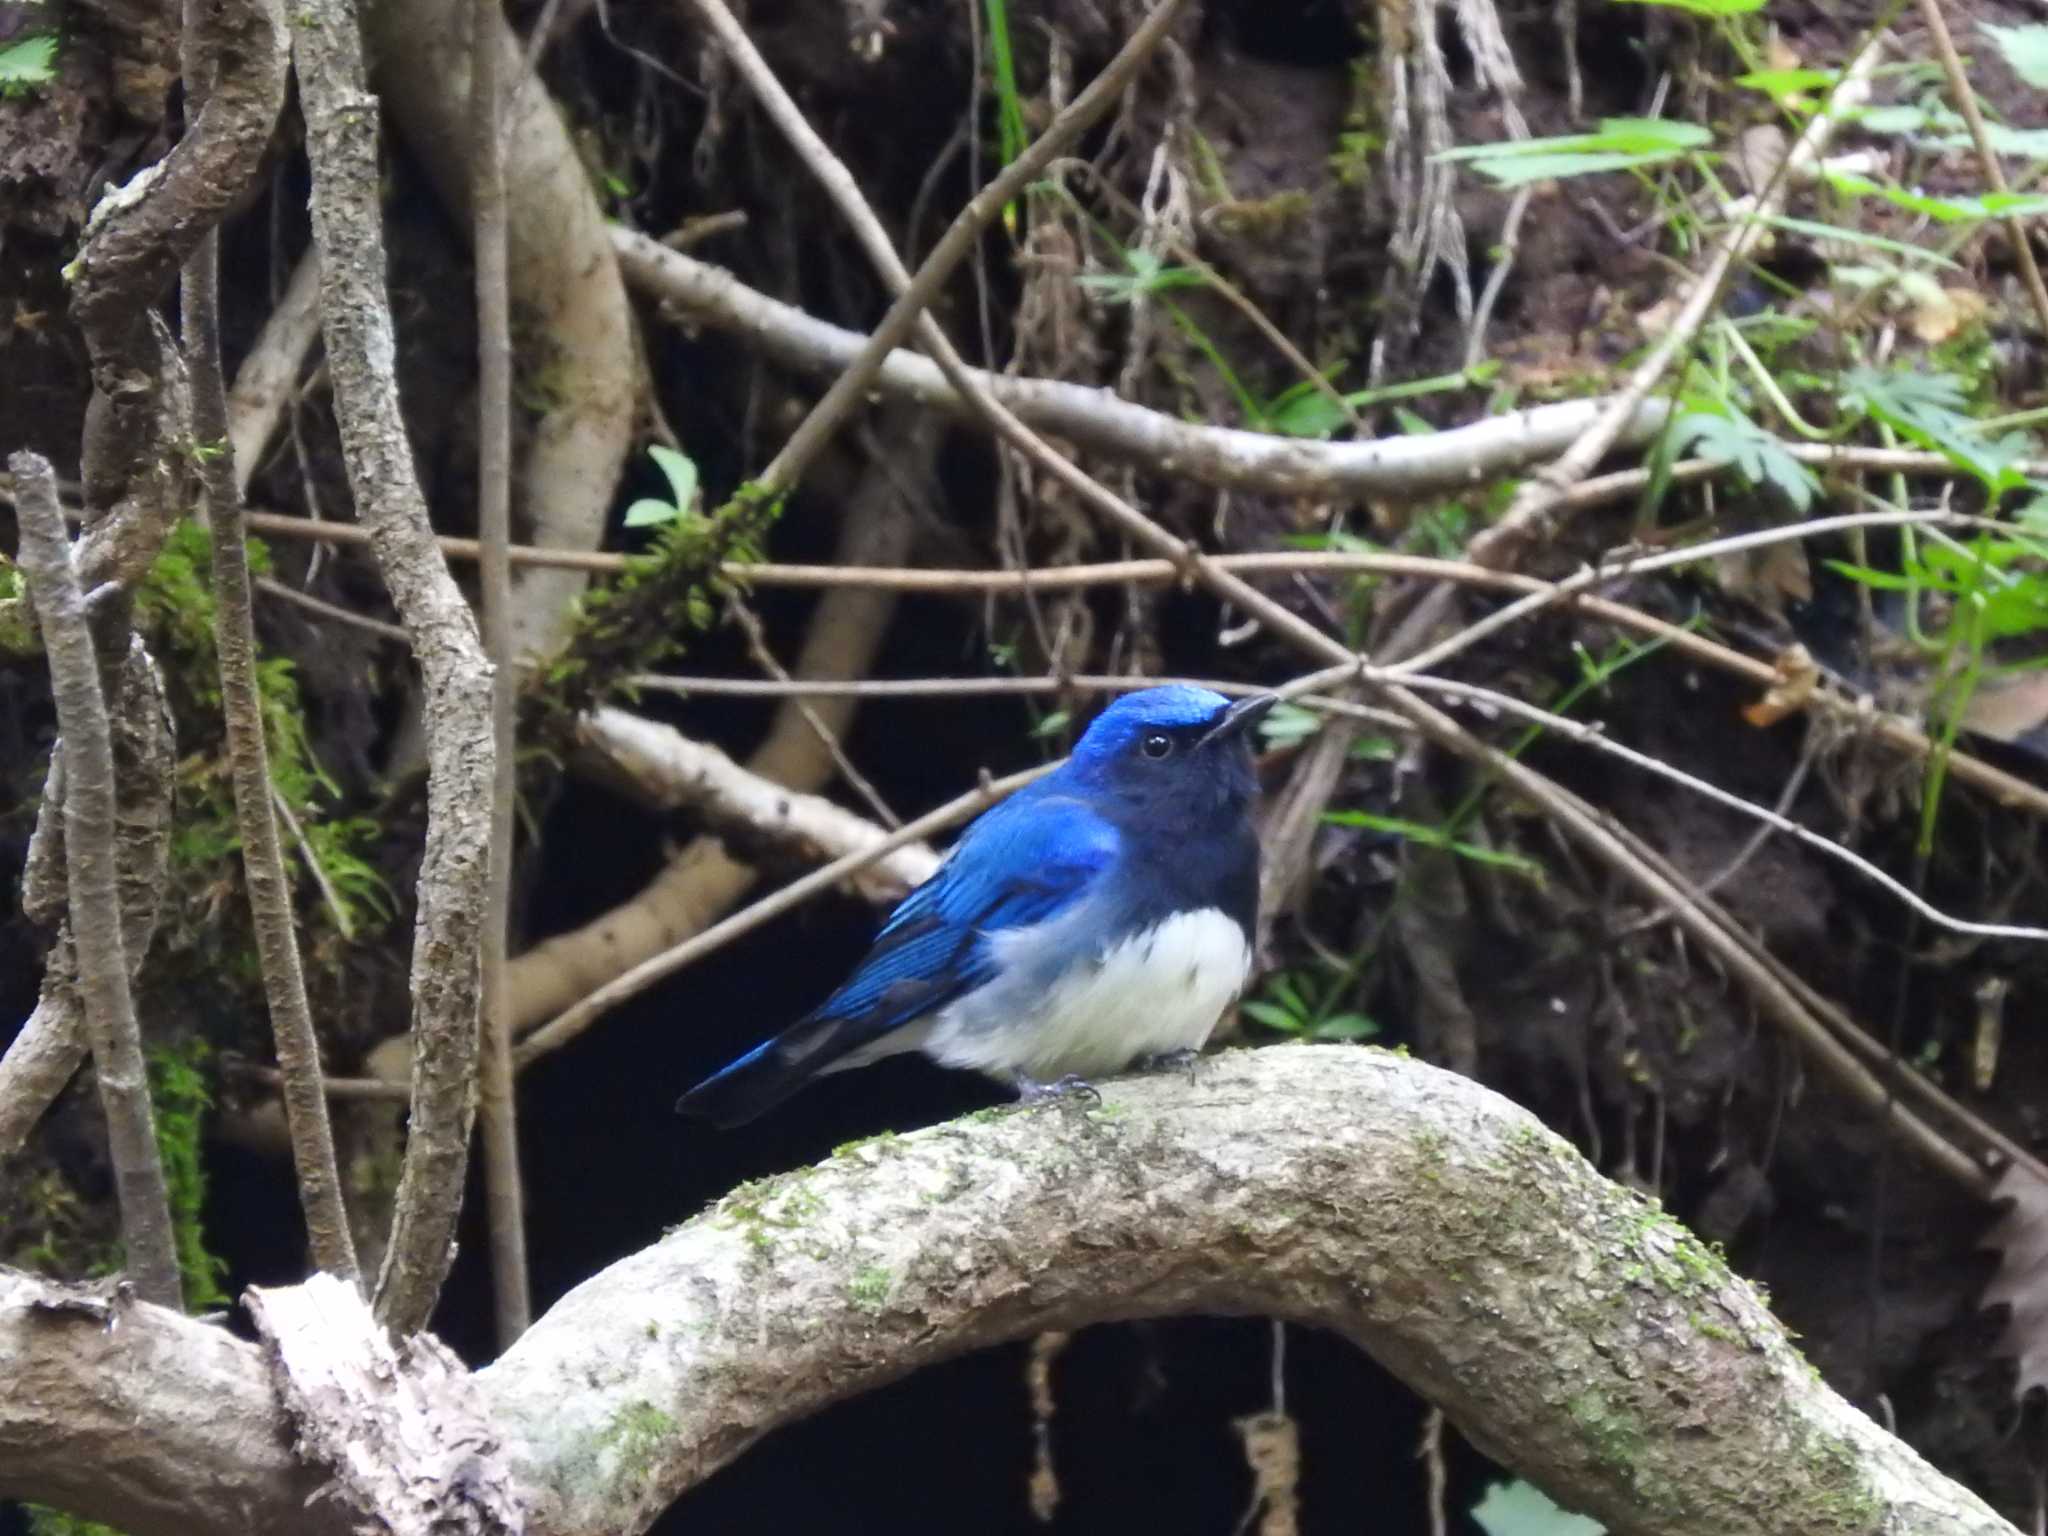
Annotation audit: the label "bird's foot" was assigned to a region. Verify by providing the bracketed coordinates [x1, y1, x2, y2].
[1135, 1047, 1201, 1082]
[1013, 1072, 1101, 1109]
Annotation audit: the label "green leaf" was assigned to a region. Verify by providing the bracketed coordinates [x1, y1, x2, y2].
[1824, 560, 1933, 594]
[1853, 104, 1931, 135]
[625, 445, 700, 528]
[1671, 408, 1818, 511]
[1258, 701, 1327, 747]
[1842, 367, 2039, 495]
[1734, 68, 1835, 103]
[1436, 119, 1711, 185]
[0, 35, 57, 89]
[1759, 213, 1959, 268]
[1265, 388, 1350, 439]
[648, 444, 699, 511]
[1029, 709, 1071, 739]
[623, 498, 680, 529]
[1610, 0, 1759, 13]
[1263, 363, 1501, 439]
[1970, 122, 2048, 159]
[1471, 1478, 1606, 1536]
[1984, 23, 2048, 89]
[1826, 170, 2048, 224]
[1077, 249, 1212, 303]
[1240, 1000, 1306, 1034]
[1311, 1012, 1381, 1041]
[1323, 809, 1543, 875]
[1348, 734, 1399, 762]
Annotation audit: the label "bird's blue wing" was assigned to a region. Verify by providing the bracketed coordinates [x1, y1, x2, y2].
[676, 786, 1117, 1125]
[813, 791, 1120, 1033]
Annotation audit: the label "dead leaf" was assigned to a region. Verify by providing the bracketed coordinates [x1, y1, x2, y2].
[1981, 1159, 2048, 1401]
[1743, 643, 1820, 727]
[1961, 671, 2048, 743]
[1908, 284, 1990, 345]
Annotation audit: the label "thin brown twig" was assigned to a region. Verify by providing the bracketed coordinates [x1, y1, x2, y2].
[11, 451, 183, 1308]
[255, 574, 410, 643]
[183, 0, 358, 1285]
[1915, 0, 2048, 340]
[238, 491, 2048, 820]
[724, 595, 902, 829]
[473, 0, 531, 1347]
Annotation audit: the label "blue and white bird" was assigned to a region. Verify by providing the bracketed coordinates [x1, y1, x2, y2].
[676, 685, 1274, 1126]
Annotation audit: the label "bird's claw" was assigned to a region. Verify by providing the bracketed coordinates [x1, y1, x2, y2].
[1014, 1072, 1101, 1109]
[1136, 1048, 1201, 1082]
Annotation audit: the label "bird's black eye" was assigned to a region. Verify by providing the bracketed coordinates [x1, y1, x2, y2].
[1141, 731, 1173, 759]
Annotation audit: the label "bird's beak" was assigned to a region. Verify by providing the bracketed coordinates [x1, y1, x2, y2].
[1200, 692, 1278, 748]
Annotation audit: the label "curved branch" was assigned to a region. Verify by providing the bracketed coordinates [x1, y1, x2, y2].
[479, 1045, 2012, 1536]
[616, 231, 1676, 502]
[293, 0, 497, 1334]
[2, 1051, 2007, 1535]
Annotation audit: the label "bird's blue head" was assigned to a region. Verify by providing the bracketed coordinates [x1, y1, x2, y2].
[1066, 685, 1275, 823]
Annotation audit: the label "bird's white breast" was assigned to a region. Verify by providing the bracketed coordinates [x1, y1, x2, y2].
[925, 906, 1253, 1081]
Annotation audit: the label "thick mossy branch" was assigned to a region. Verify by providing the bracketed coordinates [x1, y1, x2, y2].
[481, 1045, 2008, 1536]
[0, 1049, 2017, 1536]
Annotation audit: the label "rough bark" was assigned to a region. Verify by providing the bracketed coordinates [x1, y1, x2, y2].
[0, 640, 173, 1160]
[293, 0, 497, 1334]
[247, 1273, 522, 1534]
[11, 452, 181, 1308]
[0, 1049, 2018, 1536]
[183, 0, 357, 1285]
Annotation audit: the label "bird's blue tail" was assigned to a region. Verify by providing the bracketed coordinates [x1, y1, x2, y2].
[675, 1018, 846, 1127]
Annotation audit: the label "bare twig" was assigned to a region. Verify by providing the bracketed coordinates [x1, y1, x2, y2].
[183, 0, 358, 1285]
[11, 451, 182, 1307]
[472, 0, 531, 1347]
[295, 0, 497, 1335]
[725, 595, 902, 829]
[235, 499, 2048, 819]
[1395, 672, 2048, 945]
[1917, 0, 2048, 340]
